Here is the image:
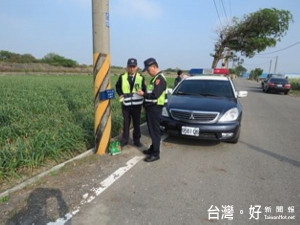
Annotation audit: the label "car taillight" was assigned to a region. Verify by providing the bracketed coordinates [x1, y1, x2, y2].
[268, 82, 275, 86]
[284, 84, 291, 88]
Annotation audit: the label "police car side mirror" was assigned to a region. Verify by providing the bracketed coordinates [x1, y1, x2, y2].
[237, 91, 248, 98]
[166, 88, 173, 94]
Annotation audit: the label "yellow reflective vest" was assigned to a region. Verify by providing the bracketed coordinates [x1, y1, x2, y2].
[145, 72, 167, 106]
[120, 73, 144, 106]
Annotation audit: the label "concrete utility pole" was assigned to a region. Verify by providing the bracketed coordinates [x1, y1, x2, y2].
[92, 0, 111, 155]
[274, 56, 278, 74]
[269, 60, 272, 74]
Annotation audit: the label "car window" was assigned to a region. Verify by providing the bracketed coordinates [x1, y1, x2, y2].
[269, 78, 288, 83]
[174, 80, 235, 98]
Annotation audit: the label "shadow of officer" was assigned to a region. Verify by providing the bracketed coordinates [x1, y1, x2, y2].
[6, 188, 69, 225]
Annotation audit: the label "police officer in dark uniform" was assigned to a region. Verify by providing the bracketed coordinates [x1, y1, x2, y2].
[137, 58, 167, 162]
[116, 58, 146, 147]
[174, 70, 183, 87]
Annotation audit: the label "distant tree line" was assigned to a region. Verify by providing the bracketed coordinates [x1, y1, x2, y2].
[249, 68, 263, 80]
[0, 50, 78, 67]
[111, 65, 124, 70]
[0, 50, 190, 72]
[229, 65, 247, 77]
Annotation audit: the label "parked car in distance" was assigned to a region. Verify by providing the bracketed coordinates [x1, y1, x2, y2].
[262, 78, 291, 95]
[261, 73, 284, 88]
[160, 76, 248, 144]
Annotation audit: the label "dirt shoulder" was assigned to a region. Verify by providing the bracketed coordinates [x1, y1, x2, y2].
[0, 127, 152, 225]
[290, 90, 300, 97]
[0, 62, 126, 75]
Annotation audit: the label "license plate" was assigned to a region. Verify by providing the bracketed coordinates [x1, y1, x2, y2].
[277, 84, 283, 87]
[181, 126, 199, 136]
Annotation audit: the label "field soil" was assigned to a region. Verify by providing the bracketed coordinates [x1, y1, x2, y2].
[0, 62, 92, 74]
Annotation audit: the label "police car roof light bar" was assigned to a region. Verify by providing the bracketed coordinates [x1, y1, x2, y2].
[189, 68, 229, 76]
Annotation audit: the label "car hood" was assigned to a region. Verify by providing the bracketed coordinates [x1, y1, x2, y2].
[167, 95, 237, 113]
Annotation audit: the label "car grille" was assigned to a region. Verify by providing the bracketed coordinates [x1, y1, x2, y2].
[170, 109, 219, 124]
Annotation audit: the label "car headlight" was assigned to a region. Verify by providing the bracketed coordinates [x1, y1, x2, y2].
[162, 107, 169, 117]
[219, 108, 239, 122]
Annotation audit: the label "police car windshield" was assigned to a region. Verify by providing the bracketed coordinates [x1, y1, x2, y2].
[174, 80, 235, 98]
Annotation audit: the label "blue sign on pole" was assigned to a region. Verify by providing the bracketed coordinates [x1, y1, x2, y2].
[99, 89, 115, 100]
[106, 12, 109, 27]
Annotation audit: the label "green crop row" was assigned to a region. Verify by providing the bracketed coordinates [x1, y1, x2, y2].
[0, 75, 94, 179]
[289, 79, 300, 91]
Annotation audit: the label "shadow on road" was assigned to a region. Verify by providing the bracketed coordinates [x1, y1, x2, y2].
[240, 141, 300, 167]
[246, 85, 286, 96]
[246, 86, 264, 93]
[6, 188, 70, 225]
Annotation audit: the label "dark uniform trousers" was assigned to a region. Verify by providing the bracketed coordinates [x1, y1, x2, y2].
[145, 105, 163, 156]
[121, 104, 142, 145]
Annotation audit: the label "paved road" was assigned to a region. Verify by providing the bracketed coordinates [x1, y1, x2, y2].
[70, 79, 300, 225]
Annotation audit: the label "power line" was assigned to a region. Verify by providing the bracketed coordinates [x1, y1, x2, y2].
[254, 55, 277, 59]
[213, 0, 222, 26]
[243, 61, 271, 66]
[258, 41, 300, 55]
[220, 0, 228, 20]
[228, 0, 232, 17]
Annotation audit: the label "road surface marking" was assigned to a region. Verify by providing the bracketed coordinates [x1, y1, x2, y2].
[47, 156, 143, 225]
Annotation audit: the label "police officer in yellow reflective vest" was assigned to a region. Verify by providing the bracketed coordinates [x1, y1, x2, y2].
[137, 58, 167, 162]
[116, 58, 146, 147]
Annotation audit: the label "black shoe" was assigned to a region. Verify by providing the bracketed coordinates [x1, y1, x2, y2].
[142, 149, 153, 155]
[134, 141, 142, 147]
[144, 155, 160, 162]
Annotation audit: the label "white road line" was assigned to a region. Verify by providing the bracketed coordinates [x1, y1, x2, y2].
[47, 156, 143, 225]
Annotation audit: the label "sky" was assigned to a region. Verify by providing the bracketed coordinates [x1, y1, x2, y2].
[1, 0, 300, 74]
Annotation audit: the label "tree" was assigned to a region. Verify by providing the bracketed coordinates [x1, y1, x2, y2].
[229, 68, 236, 74]
[249, 68, 263, 80]
[0, 50, 37, 63]
[0, 50, 21, 62]
[211, 8, 293, 68]
[19, 54, 37, 63]
[41, 53, 78, 67]
[235, 65, 247, 77]
[0, 50, 80, 67]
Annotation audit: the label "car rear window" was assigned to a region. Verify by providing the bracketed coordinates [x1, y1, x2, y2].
[269, 78, 288, 83]
[174, 80, 235, 98]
